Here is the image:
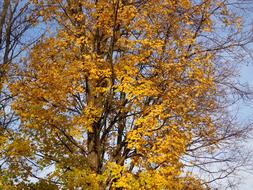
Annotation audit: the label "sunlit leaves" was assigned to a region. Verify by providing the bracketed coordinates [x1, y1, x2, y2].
[3, 0, 247, 189]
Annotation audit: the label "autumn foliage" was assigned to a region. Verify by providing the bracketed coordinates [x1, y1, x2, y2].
[0, 0, 251, 189]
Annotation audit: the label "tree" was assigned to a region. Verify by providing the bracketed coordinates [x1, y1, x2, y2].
[0, 0, 40, 188]
[2, 0, 252, 189]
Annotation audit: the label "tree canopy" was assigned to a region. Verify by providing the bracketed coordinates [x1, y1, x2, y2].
[0, 0, 252, 189]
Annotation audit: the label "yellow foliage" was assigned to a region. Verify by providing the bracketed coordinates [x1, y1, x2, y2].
[4, 0, 243, 189]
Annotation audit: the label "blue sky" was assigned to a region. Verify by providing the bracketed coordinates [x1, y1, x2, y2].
[225, 4, 253, 188]
[234, 61, 253, 189]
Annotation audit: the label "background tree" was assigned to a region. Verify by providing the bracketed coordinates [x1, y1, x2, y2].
[0, 0, 41, 188]
[1, 0, 253, 189]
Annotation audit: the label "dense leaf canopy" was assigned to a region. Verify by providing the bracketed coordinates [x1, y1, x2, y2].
[0, 0, 252, 189]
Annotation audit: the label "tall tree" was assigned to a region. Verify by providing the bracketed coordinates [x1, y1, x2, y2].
[2, 0, 252, 189]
